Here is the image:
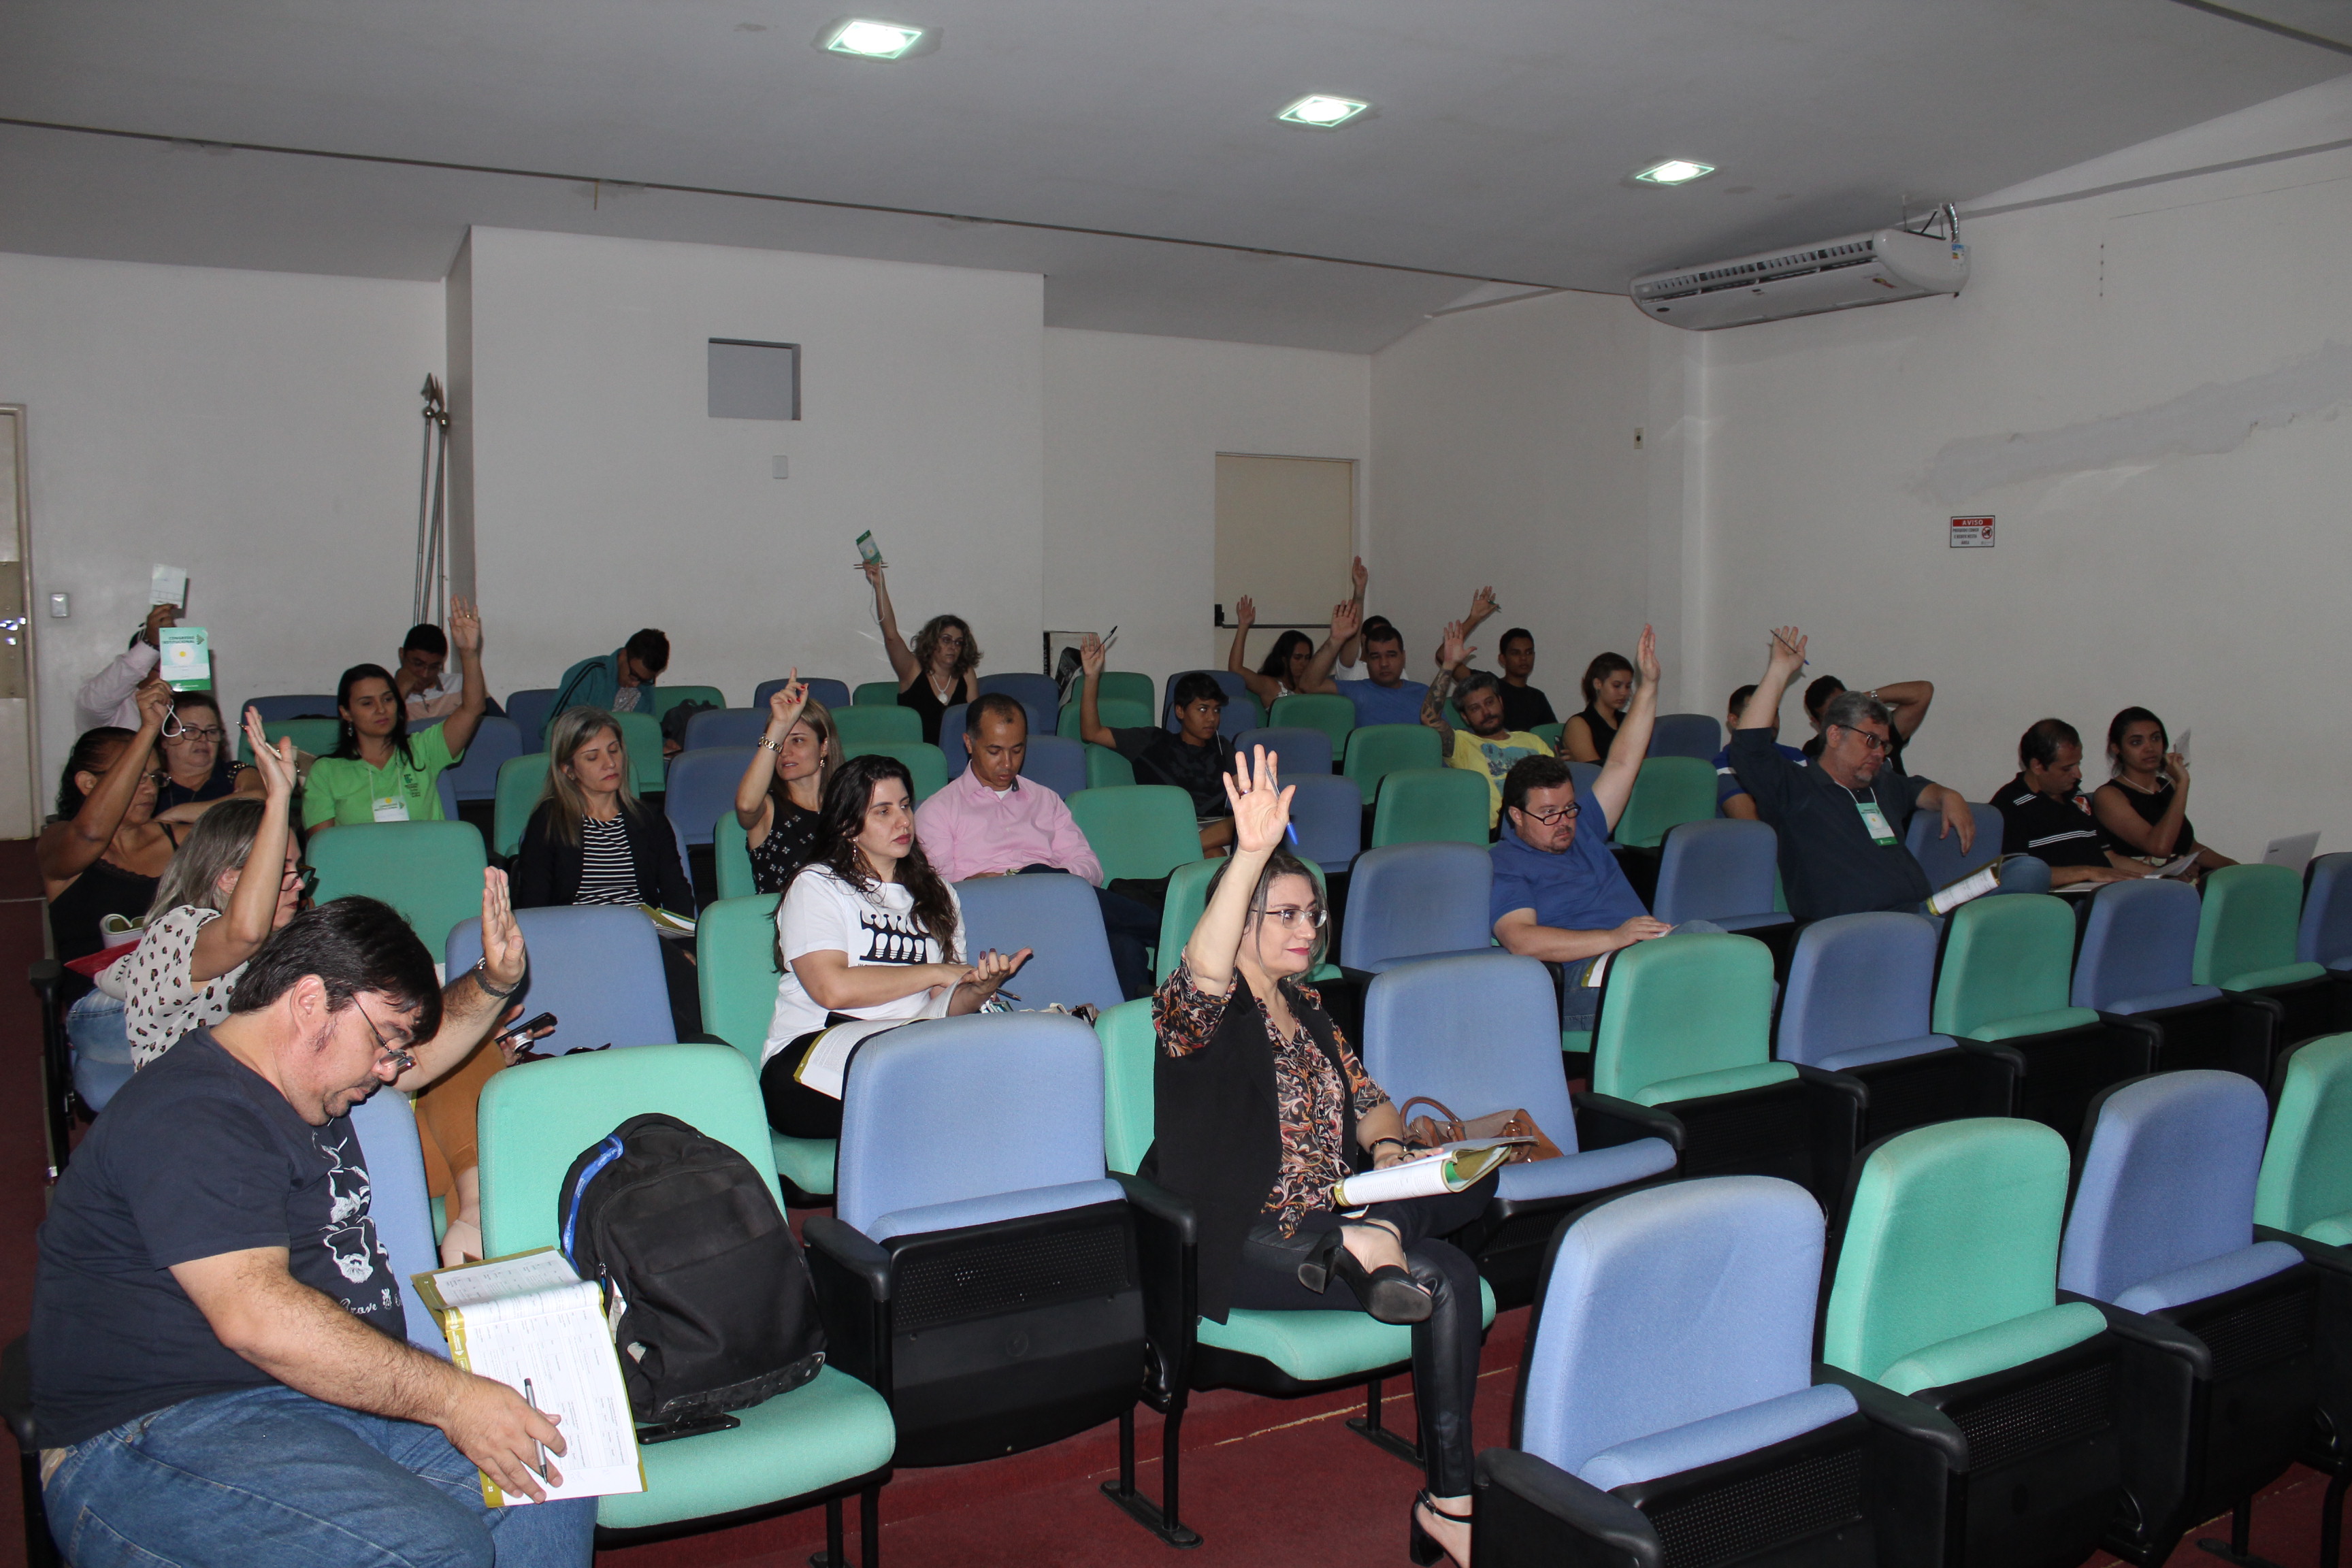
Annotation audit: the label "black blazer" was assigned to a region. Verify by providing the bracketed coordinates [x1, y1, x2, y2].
[1141, 969, 1358, 1322]
[511, 800, 695, 914]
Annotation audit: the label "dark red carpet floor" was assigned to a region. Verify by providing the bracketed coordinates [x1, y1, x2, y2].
[0, 833, 2337, 1566]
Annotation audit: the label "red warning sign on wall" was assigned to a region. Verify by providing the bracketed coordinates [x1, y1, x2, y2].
[1949, 516, 1995, 548]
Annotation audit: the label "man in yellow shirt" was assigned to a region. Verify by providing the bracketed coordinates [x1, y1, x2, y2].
[1420, 620, 1553, 828]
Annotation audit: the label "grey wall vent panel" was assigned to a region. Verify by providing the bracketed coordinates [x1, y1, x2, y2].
[708, 339, 800, 420]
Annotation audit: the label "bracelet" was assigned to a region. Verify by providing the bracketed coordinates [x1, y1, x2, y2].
[472, 958, 522, 1000]
[755, 736, 783, 753]
[1369, 1136, 1407, 1154]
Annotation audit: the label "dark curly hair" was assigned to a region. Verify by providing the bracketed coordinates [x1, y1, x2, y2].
[911, 615, 980, 683]
[56, 726, 135, 819]
[795, 752, 960, 960]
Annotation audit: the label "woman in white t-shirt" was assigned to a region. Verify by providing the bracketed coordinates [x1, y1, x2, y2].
[761, 753, 1028, 1139]
[110, 710, 303, 1065]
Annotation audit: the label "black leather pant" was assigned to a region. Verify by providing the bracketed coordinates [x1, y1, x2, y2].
[1226, 1180, 1491, 1496]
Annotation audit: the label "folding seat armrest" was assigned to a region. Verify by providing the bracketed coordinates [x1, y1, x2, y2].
[1112, 1172, 1198, 1405]
[1955, 1039, 2031, 1079]
[1475, 1446, 1661, 1568]
[2057, 1290, 2212, 1377]
[1571, 1091, 1686, 1154]
[1792, 1065, 1864, 1197]
[802, 1215, 892, 1392]
[678, 1031, 730, 1047]
[28, 958, 59, 998]
[1812, 1364, 1967, 1469]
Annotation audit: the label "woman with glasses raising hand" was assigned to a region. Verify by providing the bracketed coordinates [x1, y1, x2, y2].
[1144, 745, 1495, 1568]
[112, 710, 304, 1066]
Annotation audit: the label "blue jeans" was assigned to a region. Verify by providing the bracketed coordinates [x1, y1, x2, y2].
[65, 990, 133, 1111]
[44, 1383, 596, 1567]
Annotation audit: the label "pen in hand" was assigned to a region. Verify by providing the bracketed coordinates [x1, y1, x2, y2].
[523, 1377, 550, 1484]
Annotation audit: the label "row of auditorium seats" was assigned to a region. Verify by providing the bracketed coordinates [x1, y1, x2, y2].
[290, 975, 2352, 1562]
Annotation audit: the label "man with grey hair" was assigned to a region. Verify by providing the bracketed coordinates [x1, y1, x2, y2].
[1729, 626, 1975, 919]
[1421, 619, 1554, 828]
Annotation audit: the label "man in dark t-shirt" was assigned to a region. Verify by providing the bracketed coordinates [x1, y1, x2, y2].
[1994, 718, 2140, 889]
[1079, 638, 1237, 855]
[31, 890, 593, 1567]
[1729, 625, 1976, 921]
[1491, 626, 1558, 732]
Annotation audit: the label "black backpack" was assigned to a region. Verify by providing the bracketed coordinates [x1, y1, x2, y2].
[557, 1113, 826, 1426]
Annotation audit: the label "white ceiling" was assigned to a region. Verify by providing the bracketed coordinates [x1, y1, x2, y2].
[3, 0, 2346, 350]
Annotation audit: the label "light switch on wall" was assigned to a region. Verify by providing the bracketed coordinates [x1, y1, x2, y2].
[771, 455, 789, 479]
[48, 592, 69, 618]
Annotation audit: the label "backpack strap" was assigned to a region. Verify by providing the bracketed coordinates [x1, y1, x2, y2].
[561, 1133, 630, 1265]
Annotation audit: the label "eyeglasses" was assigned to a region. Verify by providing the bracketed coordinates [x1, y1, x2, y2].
[353, 999, 417, 1074]
[171, 725, 225, 743]
[1833, 725, 1893, 754]
[1257, 904, 1328, 929]
[1518, 802, 1580, 826]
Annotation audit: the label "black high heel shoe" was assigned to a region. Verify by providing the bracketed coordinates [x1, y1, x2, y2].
[1409, 1489, 1473, 1567]
[1295, 1230, 1433, 1324]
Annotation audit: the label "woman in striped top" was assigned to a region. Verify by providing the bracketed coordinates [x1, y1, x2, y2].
[512, 706, 700, 1034]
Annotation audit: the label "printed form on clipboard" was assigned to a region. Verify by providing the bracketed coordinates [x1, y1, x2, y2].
[412, 1248, 646, 1506]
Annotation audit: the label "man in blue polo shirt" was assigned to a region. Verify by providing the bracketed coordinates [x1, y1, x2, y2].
[1304, 602, 1428, 729]
[1488, 627, 1716, 1028]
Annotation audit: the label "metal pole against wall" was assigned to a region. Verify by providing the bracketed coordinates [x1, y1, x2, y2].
[413, 375, 450, 628]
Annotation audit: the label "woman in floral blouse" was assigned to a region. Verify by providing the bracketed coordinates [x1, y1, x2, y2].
[1144, 746, 1490, 1568]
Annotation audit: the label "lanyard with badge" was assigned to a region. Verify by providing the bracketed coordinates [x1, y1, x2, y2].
[1850, 787, 1897, 847]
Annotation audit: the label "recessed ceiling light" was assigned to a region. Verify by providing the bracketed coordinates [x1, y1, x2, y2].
[819, 17, 929, 59]
[1277, 95, 1371, 129]
[1633, 159, 1718, 186]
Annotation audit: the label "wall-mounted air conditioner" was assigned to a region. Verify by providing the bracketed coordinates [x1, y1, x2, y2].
[1631, 207, 1968, 331]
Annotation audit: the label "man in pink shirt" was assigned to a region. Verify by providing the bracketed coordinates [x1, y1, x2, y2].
[916, 693, 1155, 998]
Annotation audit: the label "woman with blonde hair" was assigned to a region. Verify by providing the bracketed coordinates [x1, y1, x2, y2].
[731, 671, 841, 894]
[864, 559, 981, 744]
[512, 706, 698, 1034]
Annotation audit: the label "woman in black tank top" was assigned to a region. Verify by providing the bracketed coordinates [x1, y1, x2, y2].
[1563, 651, 1634, 764]
[862, 560, 979, 745]
[2090, 706, 2236, 873]
[42, 692, 187, 997]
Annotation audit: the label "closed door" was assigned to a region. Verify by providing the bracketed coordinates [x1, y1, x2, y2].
[1213, 454, 1354, 670]
[0, 410, 36, 838]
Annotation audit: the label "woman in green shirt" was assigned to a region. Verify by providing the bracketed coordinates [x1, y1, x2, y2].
[304, 598, 488, 834]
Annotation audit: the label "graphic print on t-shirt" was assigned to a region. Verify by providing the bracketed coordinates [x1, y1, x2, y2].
[316, 1124, 398, 1319]
[855, 908, 934, 964]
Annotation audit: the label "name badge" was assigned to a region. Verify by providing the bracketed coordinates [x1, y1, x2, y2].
[1855, 798, 1897, 847]
[372, 794, 410, 823]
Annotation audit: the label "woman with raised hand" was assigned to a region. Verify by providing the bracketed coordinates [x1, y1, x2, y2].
[760, 753, 1028, 1141]
[304, 597, 487, 834]
[1562, 650, 1636, 764]
[115, 711, 302, 1066]
[1226, 595, 1321, 711]
[1143, 745, 1491, 1568]
[43, 679, 183, 973]
[732, 671, 841, 895]
[864, 559, 979, 745]
[2091, 706, 2235, 872]
[151, 692, 263, 821]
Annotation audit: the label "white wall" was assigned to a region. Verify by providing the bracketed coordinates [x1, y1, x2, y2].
[463, 227, 1045, 702]
[1695, 135, 2352, 857]
[0, 251, 442, 794]
[1368, 291, 1670, 708]
[1042, 328, 1369, 687]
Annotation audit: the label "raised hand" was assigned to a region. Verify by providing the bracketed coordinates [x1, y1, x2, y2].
[478, 868, 525, 994]
[134, 675, 174, 733]
[768, 668, 808, 728]
[1767, 625, 1808, 674]
[1222, 745, 1294, 857]
[860, 560, 884, 589]
[1350, 556, 1368, 598]
[244, 707, 297, 800]
[1329, 600, 1363, 643]
[1467, 585, 1498, 624]
[1439, 619, 1473, 670]
[1079, 632, 1107, 680]
[142, 602, 179, 648]
[2164, 751, 2191, 789]
[1234, 594, 1256, 630]
[1635, 623, 1660, 685]
[448, 597, 483, 653]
